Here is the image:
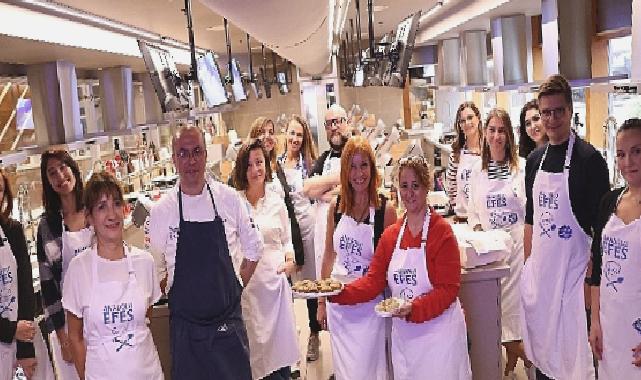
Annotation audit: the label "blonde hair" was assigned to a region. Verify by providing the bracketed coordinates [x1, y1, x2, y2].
[247, 116, 277, 171]
[338, 136, 381, 214]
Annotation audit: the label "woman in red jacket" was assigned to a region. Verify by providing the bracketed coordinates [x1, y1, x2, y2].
[331, 155, 472, 380]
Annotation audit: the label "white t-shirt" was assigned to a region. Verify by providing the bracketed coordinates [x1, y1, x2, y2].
[62, 246, 161, 322]
[145, 177, 263, 293]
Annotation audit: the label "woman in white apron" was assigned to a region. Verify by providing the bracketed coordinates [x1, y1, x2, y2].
[0, 169, 54, 380]
[468, 109, 531, 378]
[332, 156, 472, 380]
[233, 139, 299, 380]
[446, 101, 483, 221]
[589, 118, 641, 379]
[317, 137, 396, 380]
[36, 150, 92, 380]
[62, 172, 163, 379]
[520, 131, 596, 379]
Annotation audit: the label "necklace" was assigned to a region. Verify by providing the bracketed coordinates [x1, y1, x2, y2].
[351, 202, 370, 223]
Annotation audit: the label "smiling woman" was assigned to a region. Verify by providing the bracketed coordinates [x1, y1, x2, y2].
[61, 172, 163, 380]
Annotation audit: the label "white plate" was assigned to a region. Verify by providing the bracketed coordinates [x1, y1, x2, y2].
[292, 288, 343, 299]
[374, 298, 408, 318]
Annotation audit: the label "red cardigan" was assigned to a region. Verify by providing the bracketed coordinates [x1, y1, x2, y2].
[331, 208, 462, 323]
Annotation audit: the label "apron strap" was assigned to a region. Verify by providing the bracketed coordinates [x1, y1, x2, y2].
[0, 223, 7, 247]
[91, 245, 136, 287]
[538, 131, 576, 172]
[178, 182, 219, 223]
[395, 208, 431, 251]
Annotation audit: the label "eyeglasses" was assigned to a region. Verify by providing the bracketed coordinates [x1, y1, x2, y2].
[325, 117, 346, 128]
[525, 115, 541, 128]
[540, 107, 567, 120]
[399, 155, 429, 167]
[176, 147, 205, 160]
[458, 115, 476, 126]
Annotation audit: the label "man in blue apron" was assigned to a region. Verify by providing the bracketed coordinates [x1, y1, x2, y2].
[302, 104, 350, 362]
[521, 75, 609, 379]
[146, 127, 262, 379]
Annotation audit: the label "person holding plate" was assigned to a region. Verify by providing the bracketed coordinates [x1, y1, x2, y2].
[233, 139, 299, 380]
[331, 155, 472, 380]
[317, 136, 396, 380]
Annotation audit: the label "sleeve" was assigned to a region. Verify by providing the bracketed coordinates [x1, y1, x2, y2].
[589, 190, 619, 286]
[145, 208, 167, 283]
[61, 257, 86, 319]
[331, 226, 395, 305]
[310, 151, 328, 177]
[278, 202, 294, 256]
[524, 155, 535, 225]
[233, 191, 263, 262]
[407, 221, 461, 323]
[36, 221, 65, 333]
[585, 153, 611, 236]
[445, 152, 458, 206]
[0, 317, 16, 345]
[11, 222, 36, 359]
[466, 166, 482, 228]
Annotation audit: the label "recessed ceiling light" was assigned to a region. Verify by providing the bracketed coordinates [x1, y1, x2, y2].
[206, 25, 225, 32]
[373, 5, 388, 12]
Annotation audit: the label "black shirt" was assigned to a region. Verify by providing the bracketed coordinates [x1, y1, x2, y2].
[0, 218, 35, 359]
[310, 149, 342, 177]
[525, 136, 610, 237]
[589, 187, 625, 286]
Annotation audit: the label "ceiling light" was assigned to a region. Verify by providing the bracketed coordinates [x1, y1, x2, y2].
[373, 5, 388, 12]
[206, 25, 225, 32]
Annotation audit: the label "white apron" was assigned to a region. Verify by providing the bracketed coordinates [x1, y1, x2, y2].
[388, 209, 471, 380]
[241, 201, 299, 380]
[0, 225, 18, 380]
[50, 219, 92, 380]
[474, 167, 525, 342]
[82, 247, 162, 379]
[521, 133, 595, 379]
[283, 166, 316, 281]
[454, 151, 480, 218]
[327, 208, 387, 380]
[598, 198, 641, 379]
[313, 155, 341, 279]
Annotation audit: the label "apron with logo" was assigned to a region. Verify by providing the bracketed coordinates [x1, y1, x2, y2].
[0, 225, 18, 380]
[598, 192, 641, 379]
[521, 133, 595, 379]
[454, 151, 481, 218]
[313, 155, 341, 279]
[327, 208, 387, 380]
[387, 209, 471, 380]
[82, 247, 162, 379]
[474, 167, 525, 342]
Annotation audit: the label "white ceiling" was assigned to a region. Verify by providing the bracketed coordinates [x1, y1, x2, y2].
[0, 0, 544, 74]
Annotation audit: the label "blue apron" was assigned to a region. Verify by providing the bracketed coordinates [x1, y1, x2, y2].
[169, 184, 251, 380]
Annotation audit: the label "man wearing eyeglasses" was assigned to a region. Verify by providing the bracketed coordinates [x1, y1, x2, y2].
[145, 126, 262, 379]
[301, 104, 350, 362]
[521, 75, 608, 380]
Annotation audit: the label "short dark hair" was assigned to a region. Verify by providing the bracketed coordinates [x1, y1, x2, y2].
[618, 118, 641, 135]
[83, 171, 124, 215]
[40, 150, 84, 217]
[537, 74, 573, 112]
[0, 169, 13, 224]
[233, 138, 273, 191]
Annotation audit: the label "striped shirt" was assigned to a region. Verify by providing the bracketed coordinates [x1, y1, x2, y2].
[487, 160, 511, 180]
[445, 149, 481, 210]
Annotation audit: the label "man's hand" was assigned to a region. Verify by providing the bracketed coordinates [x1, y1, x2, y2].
[15, 320, 35, 342]
[17, 358, 37, 379]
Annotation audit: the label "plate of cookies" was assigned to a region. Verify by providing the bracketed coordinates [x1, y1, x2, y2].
[374, 297, 408, 318]
[292, 279, 344, 299]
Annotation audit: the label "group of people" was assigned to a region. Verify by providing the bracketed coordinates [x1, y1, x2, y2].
[1, 72, 640, 380]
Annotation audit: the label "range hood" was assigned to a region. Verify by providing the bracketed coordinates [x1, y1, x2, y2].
[199, 0, 348, 75]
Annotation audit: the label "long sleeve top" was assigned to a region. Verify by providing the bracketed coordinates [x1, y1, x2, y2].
[332, 209, 462, 323]
[0, 218, 35, 359]
[36, 213, 66, 334]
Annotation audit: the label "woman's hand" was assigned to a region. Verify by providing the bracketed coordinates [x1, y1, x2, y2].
[316, 301, 328, 330]
[277, 259, 297, 277]
[392, 301, 412, 318]
[589, 320, 603, 360]
[15, 320, 35, 342]
[56, 329, 74, 363]
[632, 342, 641, 367]
[17, 358, 37, 379]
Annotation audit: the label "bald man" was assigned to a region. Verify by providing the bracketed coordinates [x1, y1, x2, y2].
[145, 126, 262, 380]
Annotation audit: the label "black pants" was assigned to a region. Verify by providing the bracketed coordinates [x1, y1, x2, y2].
[307, 298, 321, 333]
[264, 366, 291, 380]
